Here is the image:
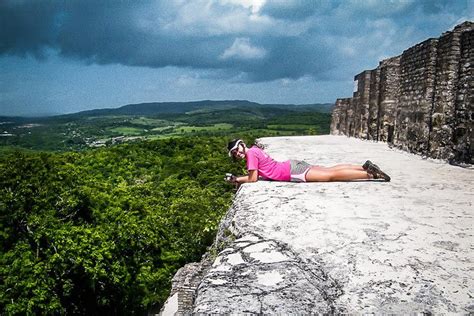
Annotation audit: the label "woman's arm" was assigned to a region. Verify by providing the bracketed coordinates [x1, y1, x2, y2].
[235, 170, 258, 184]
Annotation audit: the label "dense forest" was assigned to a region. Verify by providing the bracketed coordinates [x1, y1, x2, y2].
[0, 136, 248, 314]
[0, 101, 332, 313]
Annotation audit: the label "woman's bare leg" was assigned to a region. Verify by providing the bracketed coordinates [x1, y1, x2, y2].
[318, 164, 364, 171]
[305, 166, 371, 182]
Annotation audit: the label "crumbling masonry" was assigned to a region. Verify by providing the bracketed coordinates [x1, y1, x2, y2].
[330, 22, 473, 164]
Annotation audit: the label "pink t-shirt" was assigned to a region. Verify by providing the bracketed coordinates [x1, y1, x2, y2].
[246, 146, 291, 181]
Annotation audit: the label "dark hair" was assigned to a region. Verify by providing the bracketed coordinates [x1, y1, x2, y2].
[253, 140, 265, 150]
[227, 139, 243, 153]
[227, 139, 266, 152]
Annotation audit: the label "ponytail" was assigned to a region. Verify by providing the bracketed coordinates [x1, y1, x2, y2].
[252, 140, 265, 150]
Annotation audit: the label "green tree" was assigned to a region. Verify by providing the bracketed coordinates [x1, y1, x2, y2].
[0, 136, 239, 314]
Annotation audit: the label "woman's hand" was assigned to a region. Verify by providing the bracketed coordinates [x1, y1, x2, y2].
[234, 170, 258, 184]
[224, 173, 237, 183]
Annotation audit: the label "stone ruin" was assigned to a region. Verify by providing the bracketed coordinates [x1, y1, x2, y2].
[330, 21, 473, 164]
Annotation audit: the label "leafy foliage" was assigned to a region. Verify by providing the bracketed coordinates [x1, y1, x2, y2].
[0, 136, 243, 314]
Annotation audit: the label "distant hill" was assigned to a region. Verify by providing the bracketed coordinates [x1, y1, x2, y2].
[60, 100, 334, 118]
[1, 100, 333, 152]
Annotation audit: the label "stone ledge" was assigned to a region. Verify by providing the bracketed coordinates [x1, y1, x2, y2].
[161, 135, 474, 314]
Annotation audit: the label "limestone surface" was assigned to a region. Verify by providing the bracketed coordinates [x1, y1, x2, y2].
[193, 135, 473, 314]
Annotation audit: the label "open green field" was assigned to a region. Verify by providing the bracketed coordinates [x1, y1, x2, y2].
[109, 127, 145, 135]
[151, 122, 185, 132]
[86, 115, 130, 120]
[175, 123, 233, 133]
[267, 124, 316, 130]
[130, 117, 174, 126]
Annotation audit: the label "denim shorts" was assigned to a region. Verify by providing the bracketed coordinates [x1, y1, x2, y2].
[290, 160, 312, 182]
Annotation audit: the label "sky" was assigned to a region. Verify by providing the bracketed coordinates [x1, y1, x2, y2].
[0, 0, 472, 116]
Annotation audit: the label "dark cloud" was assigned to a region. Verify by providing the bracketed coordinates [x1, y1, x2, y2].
[56, 2, 224, 69]
[0, 1, 60, 58]
[244, 36, 335, 81]
[419, 0, 452, 14]
[0, 0, 471, 83]
[259, 0, 323, 20]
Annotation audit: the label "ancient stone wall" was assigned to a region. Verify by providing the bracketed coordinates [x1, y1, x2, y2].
[396, 38, 438, 155]
[430, 29, 460, 159]
[368, 68, 380, 140]
[377, 56, 400, 143]
[330, 21, 473, 164]
[352, 71, 372, 139]
[454, 29, 474, 162]
[329, 99, 343, 135]
[330, 98, 351, 135]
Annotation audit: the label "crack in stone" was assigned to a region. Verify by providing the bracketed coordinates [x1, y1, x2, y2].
[240, 232, 346, 313]
[195, 226, 347, 313]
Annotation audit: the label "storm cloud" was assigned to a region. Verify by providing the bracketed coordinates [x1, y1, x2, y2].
[2, 0, 470, 83]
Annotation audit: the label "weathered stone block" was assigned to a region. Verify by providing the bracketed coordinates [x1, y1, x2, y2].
[353, 70, 372, 139]
[453, 27, 474, 163]
[377, 56, 401, 143]
[331, 98, 352, 136]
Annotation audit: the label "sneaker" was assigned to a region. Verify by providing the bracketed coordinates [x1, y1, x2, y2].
[363, 160, 381, 171]
[367, 164, 391, 182]
[362, 160, 372, 170]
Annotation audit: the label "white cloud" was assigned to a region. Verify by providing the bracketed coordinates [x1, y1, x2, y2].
[219, 0, 266, 13]
[152, 1, 274, 36]
[346, 0, 414, 16]
[220, 38, 266, 60]
[340, 44, 357, 57]
[175, 74, 198, 86]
